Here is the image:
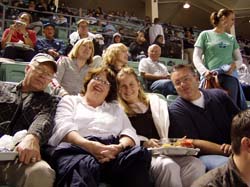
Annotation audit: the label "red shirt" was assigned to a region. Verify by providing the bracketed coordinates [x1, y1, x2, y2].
[2, 28, 37, 47]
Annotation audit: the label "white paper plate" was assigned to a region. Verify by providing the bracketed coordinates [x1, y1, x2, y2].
[148, 146, 200, 156]
[6, 42, 34, 51]
[0, 152, 18, 161]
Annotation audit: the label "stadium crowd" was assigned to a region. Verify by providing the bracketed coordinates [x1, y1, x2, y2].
[0, 1, 250, 187]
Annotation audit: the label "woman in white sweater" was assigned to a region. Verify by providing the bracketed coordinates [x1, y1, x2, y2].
[117, 67, 205, 187]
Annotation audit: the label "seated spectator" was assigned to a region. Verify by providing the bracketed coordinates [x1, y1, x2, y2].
[25, 1, 43, 34]
[67, 19, 101, 56]
[104, 32, 123, 49]
[113, 32, 122, 44]
[149, 18, 165, 44]
[36, 23, 66, 60]
[0, 53, 59, 186]
[169, 64, 240, 171]
[47, 66, 153, 187]
[52, 8, 68, 27]
[1, 12, 37, 61]
[117, 67, 205, 187]
[51, 38, 99, 96]
[153, 34, 168, 57]
[192, 109, 250, 187]
[238, 64, 250, 101]
[27, 0, 36, 11]
[103, 21, 117, 35]
[94, 33, 105, 56]
[139, 44, 176, 96]
[103, 43, 129, 73]
[85, 11, 97, 25]
[69, 19, 95, 46]
[129, 31, 149, 61]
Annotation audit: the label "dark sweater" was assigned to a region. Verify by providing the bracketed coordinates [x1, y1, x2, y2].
[168, 89, 240, 144]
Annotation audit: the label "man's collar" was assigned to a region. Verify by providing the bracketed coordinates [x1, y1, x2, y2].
[10, 81, 22, 93]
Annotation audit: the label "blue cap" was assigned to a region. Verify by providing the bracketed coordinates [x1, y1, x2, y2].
[43, 22, 55, 29]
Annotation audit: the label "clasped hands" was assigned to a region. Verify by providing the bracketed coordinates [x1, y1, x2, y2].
[88, 141, 124, 163]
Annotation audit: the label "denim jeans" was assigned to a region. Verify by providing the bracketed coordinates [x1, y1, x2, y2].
[200, 69, 247, 110]
[150, 79, 177, 96]
[199, 155, 228, 171]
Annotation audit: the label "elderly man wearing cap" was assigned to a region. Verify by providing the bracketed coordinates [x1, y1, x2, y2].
[0, 53, 60, 187]
[36, 23, 66, 60]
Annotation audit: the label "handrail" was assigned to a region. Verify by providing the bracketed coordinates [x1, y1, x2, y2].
[0, 3, 144, 41]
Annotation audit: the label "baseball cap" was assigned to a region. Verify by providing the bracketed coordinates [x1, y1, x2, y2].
[43, 22, 55, 29]
[30, 53, 57, 72]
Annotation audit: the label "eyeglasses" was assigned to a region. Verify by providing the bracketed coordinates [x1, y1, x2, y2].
[174, 74, 195, 87]
[92, 76, 110, 86]
[31, 65, 54, 80]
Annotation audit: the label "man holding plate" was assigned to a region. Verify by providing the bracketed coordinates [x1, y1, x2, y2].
[169, 64, 240, 171]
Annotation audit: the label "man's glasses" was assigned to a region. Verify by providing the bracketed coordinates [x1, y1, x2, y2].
[92, 76, 110, 86]
[31, 66, 54, 81]
[174, 74, 195, 87]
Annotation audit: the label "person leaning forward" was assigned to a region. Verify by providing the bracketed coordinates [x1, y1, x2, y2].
[0, 53, 60, 187]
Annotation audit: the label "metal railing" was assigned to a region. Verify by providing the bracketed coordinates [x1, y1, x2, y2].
[0, 3, 144, 43]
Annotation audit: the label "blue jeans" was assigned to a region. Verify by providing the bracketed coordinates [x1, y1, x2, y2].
[150, 79, 177, 96]
[199, 155, 228, 171]
[200, 69, 247, 110]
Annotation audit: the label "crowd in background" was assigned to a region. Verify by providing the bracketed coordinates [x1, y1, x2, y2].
[1, 1, 250, 186]
[0, 0, 250, 65]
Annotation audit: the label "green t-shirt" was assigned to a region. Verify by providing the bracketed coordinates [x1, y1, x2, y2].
[195, 30, 239, 70]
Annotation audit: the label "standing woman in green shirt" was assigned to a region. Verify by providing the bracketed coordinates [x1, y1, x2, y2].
[193, 8, 247, 110]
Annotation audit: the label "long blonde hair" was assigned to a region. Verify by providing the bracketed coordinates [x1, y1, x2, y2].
[103, 43, 128, 71]
[117, 67, 149, 116]
[68, 38, 94, 65]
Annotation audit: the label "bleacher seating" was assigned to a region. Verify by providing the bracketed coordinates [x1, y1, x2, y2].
[0, 61, 27, 82]
[159, 57, 187, 72]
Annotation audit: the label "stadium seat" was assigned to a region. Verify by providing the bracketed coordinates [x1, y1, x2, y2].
[159, 57, 186, 72]
[166, 94, 178, 105]
[247, 100, 250, 108]
[0, 61, 27, 82]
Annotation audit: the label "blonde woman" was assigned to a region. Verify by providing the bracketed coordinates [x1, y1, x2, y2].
[117, 67, 205, 187]
[52, 38, 99, 96]
[103, 43, 129, 73]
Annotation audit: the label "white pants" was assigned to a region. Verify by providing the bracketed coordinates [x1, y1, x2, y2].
[151, 155, 205, 187]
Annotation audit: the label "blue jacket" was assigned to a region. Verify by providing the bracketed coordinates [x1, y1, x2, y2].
[36, 38, 66, 56]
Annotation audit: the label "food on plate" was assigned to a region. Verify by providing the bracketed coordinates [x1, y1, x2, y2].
[161, 138, 194, 148]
